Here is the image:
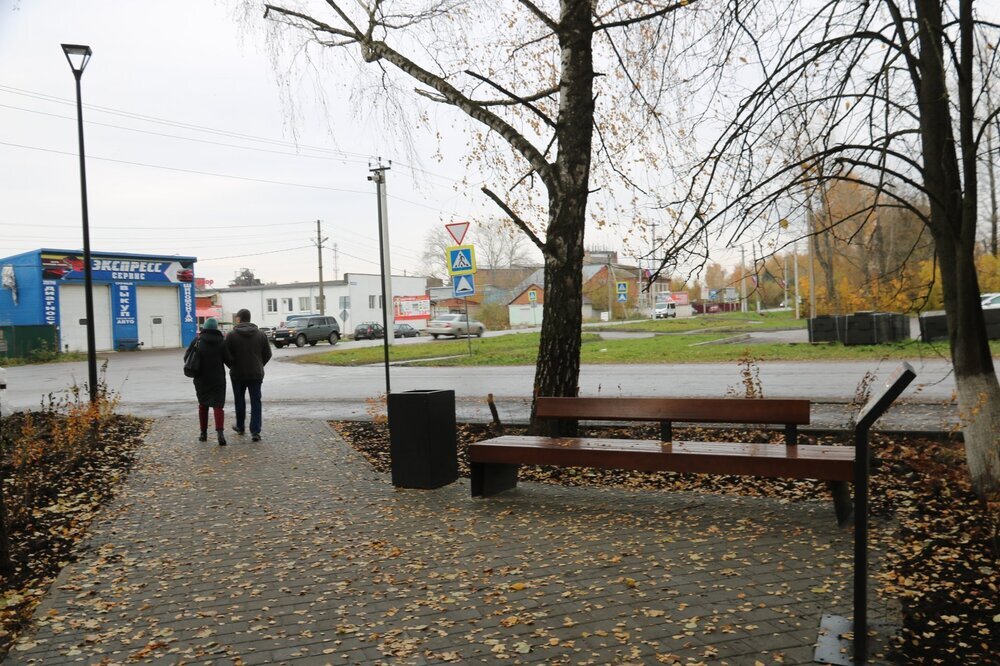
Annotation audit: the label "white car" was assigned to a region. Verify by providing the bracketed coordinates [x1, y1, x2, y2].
[652, 302, 677, 319]
[981, 293, 1000, 309]
[426, 314, 486, 338]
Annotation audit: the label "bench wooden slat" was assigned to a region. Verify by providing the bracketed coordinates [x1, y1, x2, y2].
[535, 397, 811, 425]
[470, 436, 854, 482]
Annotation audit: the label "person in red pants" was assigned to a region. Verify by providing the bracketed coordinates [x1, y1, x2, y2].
[186, 318, 233, 445]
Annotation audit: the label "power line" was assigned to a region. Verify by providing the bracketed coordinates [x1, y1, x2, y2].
[0, 84, 373, 160]
[0, 102, 373, 165]
[1, 227, 426, 263]
[0, 140, 373, 194]
[0, 218, 318, 231]
[197, 245, 314, 262]
[1, 84, 490, 189]
[335, 247, 390, 268]
[1, 138, 488, 221]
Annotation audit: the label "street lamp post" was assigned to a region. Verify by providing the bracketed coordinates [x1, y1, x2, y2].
[62, 44, 98, 404]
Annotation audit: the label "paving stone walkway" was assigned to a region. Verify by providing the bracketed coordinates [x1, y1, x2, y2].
[9, 418, 893, 665]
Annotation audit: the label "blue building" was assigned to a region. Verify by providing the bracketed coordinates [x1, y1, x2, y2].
[0, 249, 198, 352]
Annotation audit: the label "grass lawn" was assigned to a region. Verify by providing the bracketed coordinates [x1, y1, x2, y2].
[593, 309, 809, 333]
[299, 328, 998, 366]
[0, 351, 88, 367]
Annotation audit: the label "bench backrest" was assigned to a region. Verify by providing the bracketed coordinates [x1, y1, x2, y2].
[536, 397, 810, 444]
[854, 362, 917, 433]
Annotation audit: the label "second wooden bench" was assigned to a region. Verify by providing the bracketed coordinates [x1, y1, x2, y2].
[470, 396, 853, 517]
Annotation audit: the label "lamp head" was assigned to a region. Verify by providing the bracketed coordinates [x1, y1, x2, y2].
[61, 44, 92, 76]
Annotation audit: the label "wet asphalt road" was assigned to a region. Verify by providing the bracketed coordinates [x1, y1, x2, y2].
[2, 334, 961, 431]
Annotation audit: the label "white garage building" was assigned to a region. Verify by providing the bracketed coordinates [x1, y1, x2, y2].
[211, 273, 429, 332]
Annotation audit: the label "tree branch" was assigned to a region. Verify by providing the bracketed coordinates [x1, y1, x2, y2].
[481, 187, 545, 251]
[264, 4, 360, 42]
[464, 70, 556, 127]
[265, 1, 555, 188]
[595, 0, 697, 32]
[515, 0, 558, 33]
[414, 85, 558, 107]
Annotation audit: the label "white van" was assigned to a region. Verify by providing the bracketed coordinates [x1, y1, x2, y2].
[653, 302, 677, 319]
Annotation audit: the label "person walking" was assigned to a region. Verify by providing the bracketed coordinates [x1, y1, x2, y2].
[225, 308, 272, 441]
[187, 317, 232, 446]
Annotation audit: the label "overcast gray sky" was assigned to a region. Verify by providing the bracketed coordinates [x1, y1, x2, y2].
[0, 0, 593, 286]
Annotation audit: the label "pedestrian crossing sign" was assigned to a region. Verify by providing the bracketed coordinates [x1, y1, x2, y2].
[617, 293, 628, 302]
[446, 245, 476, 276]
[452, 274, 476, 298]
[616, 281, 628, 293]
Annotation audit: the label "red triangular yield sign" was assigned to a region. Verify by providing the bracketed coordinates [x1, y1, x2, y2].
[445, 221, 470, 245]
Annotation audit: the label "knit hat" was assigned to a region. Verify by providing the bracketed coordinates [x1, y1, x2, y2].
[202, 318, 219, 330]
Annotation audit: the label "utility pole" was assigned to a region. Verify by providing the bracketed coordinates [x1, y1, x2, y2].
[740, 246, 748, 313]
[368, 160, 393, 396]
[649, 222, 658, 311]
[610, 263, 622, 319]
[794, 244, 801, 319]
[808, 225, 817, 319]
[606, 256, 613, 322]
[987, 119, 999, 256]
[783, 254, 789, 309]
[314, 220, 328, 315]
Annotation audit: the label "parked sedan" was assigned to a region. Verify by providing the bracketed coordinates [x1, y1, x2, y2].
[353, 322, 385, 340]
[426, 314, 486, 339]
[393, 323, 420, 338]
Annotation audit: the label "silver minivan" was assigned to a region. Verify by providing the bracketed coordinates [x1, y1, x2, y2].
[653, 302, 677, 319]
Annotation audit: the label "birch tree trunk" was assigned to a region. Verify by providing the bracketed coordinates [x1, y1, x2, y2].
[533, 0, 594, 405]
[916, 0, 999, 496]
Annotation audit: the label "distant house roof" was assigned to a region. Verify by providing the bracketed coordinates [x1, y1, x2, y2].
[475, 266, 540, 290]
[435, 296, 483, 308]
[215, 272, 426, 292]
[509, 283, 545, 305]
[513, 262, 642, 295]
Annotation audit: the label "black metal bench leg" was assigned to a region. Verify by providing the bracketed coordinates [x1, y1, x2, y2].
[471, 462, 519, 497]
[829, 481, 853, 527]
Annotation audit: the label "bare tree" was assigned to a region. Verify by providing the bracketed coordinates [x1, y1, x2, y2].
[661, 0, 1000, 496]
[980, 45, 1000, 256]
[256, 0, 703, 423]
[229, 268, 263, 287]
[475, 218, 534, 269]
[420, 226, 453, 282]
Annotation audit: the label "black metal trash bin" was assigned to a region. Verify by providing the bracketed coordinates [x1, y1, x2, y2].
[918, 311, 948, 342]
[387, 389, 458, 489]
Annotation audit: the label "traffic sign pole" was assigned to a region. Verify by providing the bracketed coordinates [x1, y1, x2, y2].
[465, 297, 472, 356]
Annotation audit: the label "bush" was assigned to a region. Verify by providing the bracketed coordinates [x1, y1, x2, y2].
[476, 302, 510, 330]
[0, 364, 146, 657]
[25, 341, 63, 363]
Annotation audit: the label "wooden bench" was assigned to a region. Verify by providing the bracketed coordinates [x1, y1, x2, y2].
[469, 395, 856, 499]
[470, 364, 918, 664]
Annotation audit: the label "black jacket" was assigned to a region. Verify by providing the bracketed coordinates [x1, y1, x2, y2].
[225, 322, 272, 382]
[189, 328, 232, 407]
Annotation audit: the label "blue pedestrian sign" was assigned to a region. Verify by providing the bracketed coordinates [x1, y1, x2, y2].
[617, 292, 628, 302]
[446, 245, 476, 276]
[616, 281, 628, 293]
[452, 274, 476, 298]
